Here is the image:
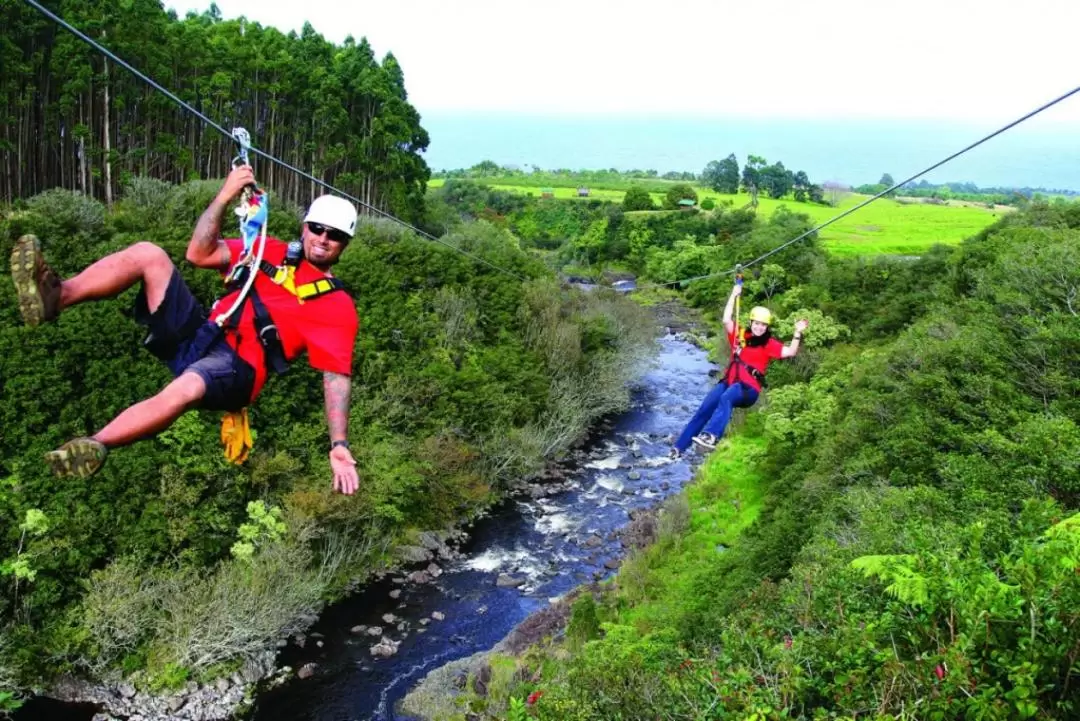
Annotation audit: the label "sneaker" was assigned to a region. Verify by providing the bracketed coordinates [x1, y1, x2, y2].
[45, 437, 108, 478]
[692, 433, 717, 451]
[10, 235, 62, 327]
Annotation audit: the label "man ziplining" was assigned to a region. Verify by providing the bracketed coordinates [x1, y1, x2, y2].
[10, 164, 361, 495]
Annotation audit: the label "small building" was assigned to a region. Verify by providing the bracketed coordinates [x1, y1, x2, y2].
[541, 187, 555, 199]
[577, 187, 590, 197]
[677, 198, 697, 209]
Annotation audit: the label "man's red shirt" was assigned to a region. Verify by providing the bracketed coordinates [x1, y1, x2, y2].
[209, 237, 358, 402]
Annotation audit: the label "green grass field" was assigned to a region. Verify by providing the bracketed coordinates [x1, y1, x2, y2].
[428, 177, 1008, 256]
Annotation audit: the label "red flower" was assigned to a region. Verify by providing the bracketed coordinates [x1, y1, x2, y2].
[526, 690, 544, 706]
[784, 635, 793, 650]
[934, 664, 945, 680]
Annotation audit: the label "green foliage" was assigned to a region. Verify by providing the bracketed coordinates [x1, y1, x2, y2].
[702, 154, 740, 194]
[566, 594, 601, 651]
[230, 502, 288, 561]
[663, 184, 697, 210]
[621, 185, 654, 211]
[0, 177, 654, 693]
[465, 201, 1080, 720]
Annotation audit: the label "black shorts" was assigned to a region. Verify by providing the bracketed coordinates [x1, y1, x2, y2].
[134, 270, 255, 412]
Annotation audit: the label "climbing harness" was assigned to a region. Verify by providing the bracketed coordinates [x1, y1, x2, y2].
[207, 131, 347, 463]
[214, 127, 269, 464]
[722, 265, 767, 389]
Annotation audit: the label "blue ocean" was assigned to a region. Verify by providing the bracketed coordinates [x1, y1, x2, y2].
[418, 113, 1080, 191]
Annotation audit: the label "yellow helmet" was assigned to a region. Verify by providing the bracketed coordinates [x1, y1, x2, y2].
[748, 306, 773, 325]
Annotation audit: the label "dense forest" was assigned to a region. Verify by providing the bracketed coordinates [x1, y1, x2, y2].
[0, 0, 430, 220]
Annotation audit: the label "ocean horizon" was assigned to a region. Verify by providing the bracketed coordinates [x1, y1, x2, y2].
[418, 112, 1080, 191]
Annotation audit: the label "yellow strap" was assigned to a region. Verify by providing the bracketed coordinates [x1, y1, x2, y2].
[221, 408, 254, 464]
[269, 266, 338, 304]
[296, 278, 334, 300]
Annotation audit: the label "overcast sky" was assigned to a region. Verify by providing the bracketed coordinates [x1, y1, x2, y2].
[164, 0, 1080, 124]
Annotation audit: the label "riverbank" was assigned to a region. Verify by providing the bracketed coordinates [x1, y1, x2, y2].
[244, 330, 713, 721]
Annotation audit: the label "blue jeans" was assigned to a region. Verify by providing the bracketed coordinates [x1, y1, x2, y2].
[674, 381, 759, 452]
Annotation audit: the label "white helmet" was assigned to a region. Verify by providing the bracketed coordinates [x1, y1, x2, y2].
[304, 195, 357, 238]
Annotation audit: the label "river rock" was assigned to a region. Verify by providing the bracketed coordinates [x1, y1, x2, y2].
[427, 562, 443, 577]
[408, 570, 432, 584]
[627, 470, 641, 480]
[297, 662, 317, 680]
[604, 558, 622, 570]
[168, 696, 186, 713]
[382, 613, 398, 624]
[419, 530, 445, 551]
[583, 534, 602, 548]
[389, 589, 402, 599]
[118, 683, 136, 699]
[431, 611, 445, 621]
[215, 677, 230, 693]
[396, 545, 433, 563]
[496, 574, 526, 588]
[351, 624, 368, 635]
[367, 626, 383, 636]
[370, 638, 400, 658]
[419, 618, 430, 626]
[660, 481, 670, 490]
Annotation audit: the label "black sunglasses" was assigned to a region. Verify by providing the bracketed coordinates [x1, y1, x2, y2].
[306, 222, 351, 243]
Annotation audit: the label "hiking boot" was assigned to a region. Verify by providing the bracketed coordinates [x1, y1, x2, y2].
[692, 432, 717, 452]
[45, 437, 108, 478]
[10, 234, 62, 326]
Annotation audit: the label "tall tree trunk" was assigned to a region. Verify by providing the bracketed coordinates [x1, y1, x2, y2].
[102, 52, 113, 207]
[79, 94, 88, 195]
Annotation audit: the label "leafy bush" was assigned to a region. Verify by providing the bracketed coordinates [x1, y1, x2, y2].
[622, 186, 654, 211]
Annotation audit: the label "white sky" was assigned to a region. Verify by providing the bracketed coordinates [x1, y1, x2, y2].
[164, 0, 1080, 124]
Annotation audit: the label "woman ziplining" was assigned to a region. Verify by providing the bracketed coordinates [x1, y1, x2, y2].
[670, 277, 808, 458]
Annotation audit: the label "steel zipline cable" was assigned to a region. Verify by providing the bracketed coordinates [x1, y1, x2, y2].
[20, 0, 527, 282]
[639, 83, 1080, 291]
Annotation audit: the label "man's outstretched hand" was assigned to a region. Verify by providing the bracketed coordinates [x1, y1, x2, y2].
[330, 444, 359, 495]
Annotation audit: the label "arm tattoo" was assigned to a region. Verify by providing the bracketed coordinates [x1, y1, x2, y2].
[190, 199, 229, 267]
[323, 371, 352, 442]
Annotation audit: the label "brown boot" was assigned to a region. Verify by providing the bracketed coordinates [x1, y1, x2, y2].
[10, 235, 62, 326]
[45, 438, 108, 478]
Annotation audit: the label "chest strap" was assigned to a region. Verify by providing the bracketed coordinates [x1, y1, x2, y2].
[220, 262, 345, 376]
[724, 352, 767, 388]
[237, 260, 345, 302]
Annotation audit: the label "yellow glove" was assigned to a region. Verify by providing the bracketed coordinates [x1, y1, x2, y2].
[221, 408, 254, 464]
